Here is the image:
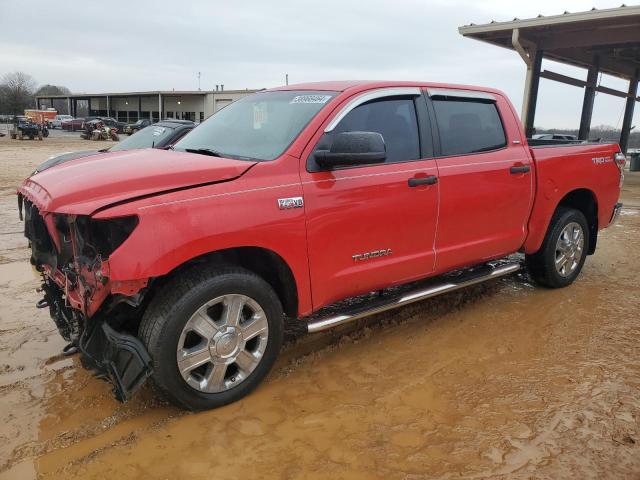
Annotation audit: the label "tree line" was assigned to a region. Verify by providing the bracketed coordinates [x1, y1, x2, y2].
[0, 71, 71, 115]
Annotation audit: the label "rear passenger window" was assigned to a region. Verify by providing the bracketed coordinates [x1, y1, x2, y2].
[432, 99, 506, 156]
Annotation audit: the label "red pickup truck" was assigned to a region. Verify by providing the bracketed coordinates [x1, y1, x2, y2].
[18, 81, 625, 410]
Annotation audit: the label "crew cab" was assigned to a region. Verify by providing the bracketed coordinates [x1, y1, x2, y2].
[17, 81, 625, 410]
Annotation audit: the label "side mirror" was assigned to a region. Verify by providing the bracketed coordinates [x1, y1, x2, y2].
[315, 131, 386, 168]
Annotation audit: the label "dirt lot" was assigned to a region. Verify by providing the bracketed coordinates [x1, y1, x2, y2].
[0, 134, 639, 479]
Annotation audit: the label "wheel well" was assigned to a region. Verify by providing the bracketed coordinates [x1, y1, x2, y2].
[557, 189, 598, 254]
[149, 247, 299, 318]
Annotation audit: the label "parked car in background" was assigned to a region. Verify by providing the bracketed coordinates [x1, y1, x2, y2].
[124, 118, 153, 135]
[532, 133, 580, 141]
[61, 118, 86, 131]
[49, 115, 74, 129]
[18, 81, 624, 410]
[97, 117, 126, 133]
[32, 120, 196, 174]
[62, 116, 126, 133]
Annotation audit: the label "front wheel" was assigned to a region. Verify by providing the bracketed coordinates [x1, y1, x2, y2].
[139, 266, 284, 410]
[526, 207, 589, 288]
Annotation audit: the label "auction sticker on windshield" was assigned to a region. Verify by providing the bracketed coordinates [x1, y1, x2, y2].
[290, 95, 332, 104]
[152, 127, 166, 136]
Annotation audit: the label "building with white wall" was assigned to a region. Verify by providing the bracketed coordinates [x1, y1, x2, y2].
[36, 88, 259, 123]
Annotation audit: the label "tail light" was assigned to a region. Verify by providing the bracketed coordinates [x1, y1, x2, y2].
[614, 152, 626, 187]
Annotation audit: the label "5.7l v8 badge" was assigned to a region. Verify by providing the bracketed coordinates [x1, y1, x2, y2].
[277, 197, 304, 210]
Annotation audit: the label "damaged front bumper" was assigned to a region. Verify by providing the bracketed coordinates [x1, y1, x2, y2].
[79, 319, 153, 402]
[19, 193, 153, 402]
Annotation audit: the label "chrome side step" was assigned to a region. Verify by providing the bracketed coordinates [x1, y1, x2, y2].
[306, 263, 520, 333]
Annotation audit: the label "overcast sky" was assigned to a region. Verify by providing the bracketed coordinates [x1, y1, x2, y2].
[1, 0, 638, 128]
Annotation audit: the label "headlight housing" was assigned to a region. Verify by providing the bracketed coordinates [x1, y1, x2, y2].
[76, 215, 139, 258]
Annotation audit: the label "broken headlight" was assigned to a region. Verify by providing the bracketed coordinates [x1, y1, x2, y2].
[76, 215, 139, 258]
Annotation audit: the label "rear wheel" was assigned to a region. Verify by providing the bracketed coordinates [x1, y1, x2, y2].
[526, 207, 589, 288]
[139, 266, 284, 410]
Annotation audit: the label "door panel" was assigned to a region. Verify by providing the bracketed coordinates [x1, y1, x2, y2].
[302, 162, 439, 308]
[430, 94, 533, 272]
[301, 93, 439, 310]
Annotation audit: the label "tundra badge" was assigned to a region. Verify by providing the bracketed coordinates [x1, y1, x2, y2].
[277, 197, 304, 210]
[352, 249, 392, 262]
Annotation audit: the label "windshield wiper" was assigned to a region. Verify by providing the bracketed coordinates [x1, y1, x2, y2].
[184, 148, 225, 157]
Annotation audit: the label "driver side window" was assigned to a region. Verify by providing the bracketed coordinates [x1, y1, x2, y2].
[309, 97, 421, 171]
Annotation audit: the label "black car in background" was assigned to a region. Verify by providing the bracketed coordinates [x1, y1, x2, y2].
[84, 116, 127, 133]
[124, 118, 153, 135]
[32, 120, 196, 174]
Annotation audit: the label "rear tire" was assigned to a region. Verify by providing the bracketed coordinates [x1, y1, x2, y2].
[139, 265, 284, 411]
[525, 207, 589, 288]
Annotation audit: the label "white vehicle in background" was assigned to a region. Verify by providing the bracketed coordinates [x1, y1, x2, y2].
[48, 115, 74, 129]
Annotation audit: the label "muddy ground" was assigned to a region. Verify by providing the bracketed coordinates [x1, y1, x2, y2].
[0, 133, 639, 479]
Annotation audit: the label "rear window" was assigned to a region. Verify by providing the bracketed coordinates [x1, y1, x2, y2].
[432, 99, 506, 156]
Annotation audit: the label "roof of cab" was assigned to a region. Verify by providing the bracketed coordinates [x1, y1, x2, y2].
[267, 80, 506, 97]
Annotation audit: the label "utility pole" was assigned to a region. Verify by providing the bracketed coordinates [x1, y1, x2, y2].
[285, 73, 289, 86]
[197, 72, 201, 91]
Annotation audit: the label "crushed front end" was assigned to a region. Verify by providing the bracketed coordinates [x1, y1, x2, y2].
[18, 193, 153, 401]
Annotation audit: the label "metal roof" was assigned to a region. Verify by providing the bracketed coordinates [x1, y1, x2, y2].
[35, 89, 259, 99]
[459, 5, 640, 79]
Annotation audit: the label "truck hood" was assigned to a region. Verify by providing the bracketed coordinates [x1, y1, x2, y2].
[33, 149, 102, 174]
[19, 149, 256, 215]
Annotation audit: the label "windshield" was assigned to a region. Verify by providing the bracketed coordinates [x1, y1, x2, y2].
[174, 90, 337, 161]
[109, 125, 175, 152]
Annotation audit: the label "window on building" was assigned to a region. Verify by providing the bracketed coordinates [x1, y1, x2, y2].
[128, 111, 138, 122]
[199, 112, 204, 123]
[184, 112, 196, 122]
[432, 99, 506, 156]
[166, 111, 174, 119]
[152, 111, 160, 122]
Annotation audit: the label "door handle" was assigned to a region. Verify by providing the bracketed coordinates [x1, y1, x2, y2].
[510, 165, 530, 174]
[408, 175, 438, 187]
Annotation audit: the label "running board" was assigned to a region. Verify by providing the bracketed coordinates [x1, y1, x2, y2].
[306, 263, 520, 333]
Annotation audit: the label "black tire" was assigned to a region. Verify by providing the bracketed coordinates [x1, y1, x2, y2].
[525, 207, 589, 288]
[139, 265, 284, 410]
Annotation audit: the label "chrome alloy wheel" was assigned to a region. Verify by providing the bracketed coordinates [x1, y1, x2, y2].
[554, 222, 584, 277]
[176, 294, 269, 393]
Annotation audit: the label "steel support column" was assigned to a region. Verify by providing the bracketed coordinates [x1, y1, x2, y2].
[138, 96, 142, 120]
[578, 58, 599, 140]
[523, 50, 543, 138]
[620, 70, 639, 154]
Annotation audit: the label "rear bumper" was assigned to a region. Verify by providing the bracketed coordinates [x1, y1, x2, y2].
[609, 202, 623, 227]
[79, 320, 153, 402]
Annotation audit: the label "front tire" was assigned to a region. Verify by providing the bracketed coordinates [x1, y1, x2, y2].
[139, 266, 284, 410]
[526, 207, 589, 288]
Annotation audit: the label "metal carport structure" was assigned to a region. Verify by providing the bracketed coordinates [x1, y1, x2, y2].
[459, 5, 640, 153]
